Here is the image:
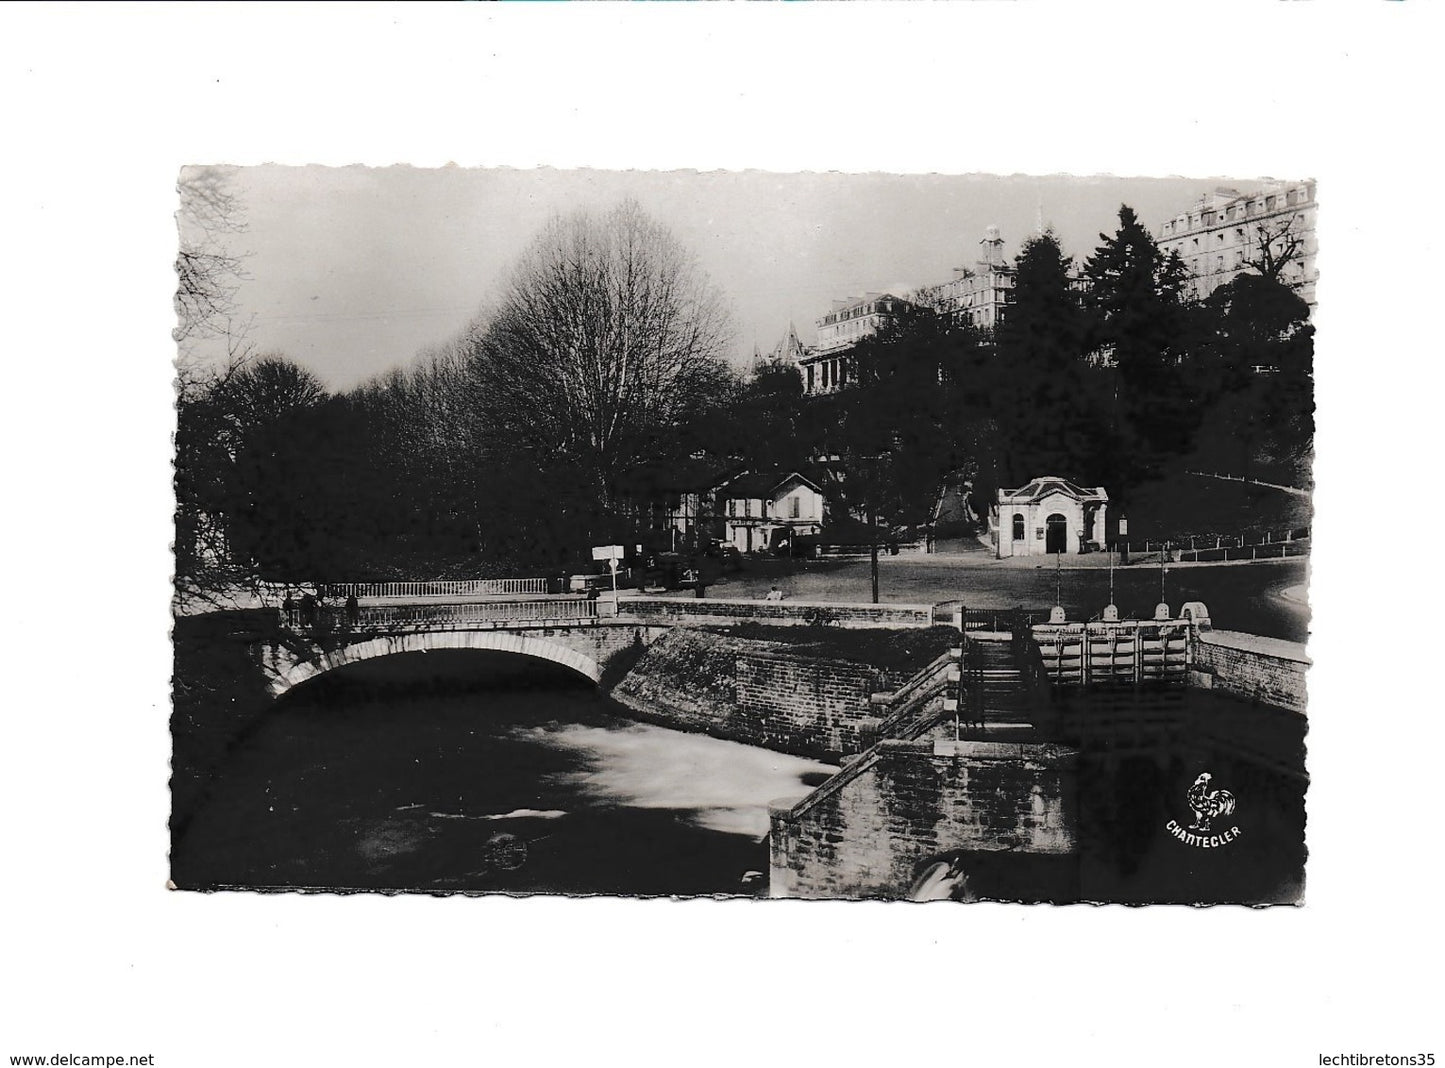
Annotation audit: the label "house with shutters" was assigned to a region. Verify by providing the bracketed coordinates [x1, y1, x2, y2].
[716, 470, 826, 554]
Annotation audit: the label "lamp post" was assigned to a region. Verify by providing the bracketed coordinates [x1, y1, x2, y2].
[1118, 513, 1129, 566]
[869, 502, 880, 605]
[1159, 539, 1168, 603]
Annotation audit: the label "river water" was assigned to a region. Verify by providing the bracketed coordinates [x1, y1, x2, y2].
[173, 650, 1306, 901]
[172, 652, 833, 895]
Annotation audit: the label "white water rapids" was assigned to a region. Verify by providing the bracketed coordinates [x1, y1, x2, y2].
[516, 720, 834, 838]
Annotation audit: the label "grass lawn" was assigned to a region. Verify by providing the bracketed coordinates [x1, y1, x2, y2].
[1118, 468, 1312, 544]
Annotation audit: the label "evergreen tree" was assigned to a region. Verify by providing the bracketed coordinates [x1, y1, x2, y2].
[1083, 205, 1200, 460]
[993, 231, 1104, 485]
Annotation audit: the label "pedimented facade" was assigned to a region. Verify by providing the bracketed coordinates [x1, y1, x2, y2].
[991, 476, 1108, 558]
[717, 470, 826, 554]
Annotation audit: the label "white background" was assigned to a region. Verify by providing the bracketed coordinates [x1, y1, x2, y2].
[2, 4, 1440, 1066]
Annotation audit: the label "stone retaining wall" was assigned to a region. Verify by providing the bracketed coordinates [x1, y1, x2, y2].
[768, 739, 1078, 900]
[606, 628, 905, 759]
[1191, 629, 1309, 714]
[736, 649, 904, 756]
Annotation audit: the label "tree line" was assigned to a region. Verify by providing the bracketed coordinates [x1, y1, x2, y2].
[811, 205, 1312, 543]
[174, 191, 1313, 591]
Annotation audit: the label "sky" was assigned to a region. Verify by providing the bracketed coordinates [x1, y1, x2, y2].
[191, 166, 1287, 390]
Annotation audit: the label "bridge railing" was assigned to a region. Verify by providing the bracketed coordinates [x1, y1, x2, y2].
[617, 596, 936, 630]
[323, 578, 549, 600]
[287, 597, 602, 633]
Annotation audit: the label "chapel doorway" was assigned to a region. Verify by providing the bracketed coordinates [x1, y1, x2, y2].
[1045, 513, 1068, 554]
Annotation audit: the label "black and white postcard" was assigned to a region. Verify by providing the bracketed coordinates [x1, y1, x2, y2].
[171, 166, 1311, 905]
[7, 5, 1438, 1067]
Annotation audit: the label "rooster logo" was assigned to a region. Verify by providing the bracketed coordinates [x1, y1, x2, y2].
[1186, 772, 1236, 833]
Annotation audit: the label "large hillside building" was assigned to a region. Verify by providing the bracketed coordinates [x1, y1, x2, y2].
[800, 293, 907, 396]
[797, 226, 1019, 398]
[751, 321, 811, 377]
[1156, 180, 1317, 306]
[917, 225, 1016, 329]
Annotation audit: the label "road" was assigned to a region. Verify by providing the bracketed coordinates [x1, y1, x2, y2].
[701, 554, 1310, 643]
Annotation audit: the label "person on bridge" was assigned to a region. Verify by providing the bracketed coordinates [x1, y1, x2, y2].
[764, 585, 784, 602]
[299, 591, 316, 627]
[282, 592, 295, 626]
[345, 592, 359, 628]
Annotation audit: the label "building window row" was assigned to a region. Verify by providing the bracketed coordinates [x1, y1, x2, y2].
[1163, 184, 1313, 238]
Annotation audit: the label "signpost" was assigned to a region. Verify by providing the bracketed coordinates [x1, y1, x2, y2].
[592, 544, 624, 592]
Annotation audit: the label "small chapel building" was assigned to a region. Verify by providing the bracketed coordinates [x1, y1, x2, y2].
[991, 476, 1109, 558]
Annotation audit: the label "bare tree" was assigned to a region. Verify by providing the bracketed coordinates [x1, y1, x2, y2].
[224, 354, 327, 429]
[174, 352, 327, 605]
[174, 166, 251, 350]
[174, 352, 251, 600]
[1247, 215, 1306, 284]
[469, 200, 733, 501]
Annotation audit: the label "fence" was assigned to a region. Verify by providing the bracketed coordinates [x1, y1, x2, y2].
[1184, 469, 1311, 498]
[954, 605, 1046, 635]
[323, 578, 549, 600]
[288, 597, 601, 633]
[1124, 526, 1310, 561]
[1175, 541, 1309, 563]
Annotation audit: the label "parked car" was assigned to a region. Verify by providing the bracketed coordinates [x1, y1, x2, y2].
[703, 539, 743, 572]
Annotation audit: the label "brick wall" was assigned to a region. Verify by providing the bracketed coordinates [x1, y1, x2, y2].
[607, 628, 905, 759]
[768, 739, 1078, 900]
[735, 649, 903, 756]
[1191, 630, 1309, 714]
[620, 596, 935, 630]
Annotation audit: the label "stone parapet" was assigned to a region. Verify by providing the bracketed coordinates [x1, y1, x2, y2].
[618, 596, 935, 630]
[1191, 629, 1309, 714]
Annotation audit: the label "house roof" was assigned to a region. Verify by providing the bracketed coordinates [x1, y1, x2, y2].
[998, 476, 1107, 504]
[719, 470, 824, 500]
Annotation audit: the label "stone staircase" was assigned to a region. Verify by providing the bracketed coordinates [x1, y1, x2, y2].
[970, 636, 1038, 724]
[862, 629, 1056, 748]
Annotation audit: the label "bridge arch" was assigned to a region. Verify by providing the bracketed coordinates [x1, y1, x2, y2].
[266, 629, 603, 699]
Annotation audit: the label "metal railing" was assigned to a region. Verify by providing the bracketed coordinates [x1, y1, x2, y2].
[1184, 469, 1311, 498]
[284, 597, 601, 633]
[1124, 526, 1310, 560]
[1011, 615, 1053, 703]
[322, 578, 549, 600]
[955, 605, 1044, 634]
[1175, 541, 1308, 563]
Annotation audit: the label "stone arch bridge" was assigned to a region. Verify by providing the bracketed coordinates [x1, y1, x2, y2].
[253, 595, 939, 700]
